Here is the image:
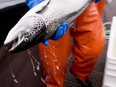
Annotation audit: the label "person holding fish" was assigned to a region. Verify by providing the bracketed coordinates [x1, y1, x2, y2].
[3, 0, 111, 87]
[25, 0, 109, 87]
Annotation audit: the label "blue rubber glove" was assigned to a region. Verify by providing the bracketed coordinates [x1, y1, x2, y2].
[93, 0, 100, 3]
[26, 0, 69, 46]
[43, 22, 68, 46]
[26, 0, 44, 9]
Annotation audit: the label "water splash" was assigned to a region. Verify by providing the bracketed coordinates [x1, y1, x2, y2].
[43, 44, 63, 86]
[49, 45, 60, 67]
[50, 45, 58, 60]
[56, 66, 59, 70]
[36, 65, 40, 71]
[14, 79, 19, 84]
[45, 75, 49, 81]
[44, 49, 48, 59]
[29, 57, 37, 76]
[51, 45, 55, 49]
[53, 69, 57, 75]
[10, 65, 20, 86]
[49, 45, 64, 85]
[40, 77, 46, 84]
[27, 49, 40, 65]
[27, 49, 40, 76]
[43, 50, 50, 65]
[57, 80, 61, 86]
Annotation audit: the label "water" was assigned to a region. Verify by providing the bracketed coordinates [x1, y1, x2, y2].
[40, 77, 45, 84]
[10, 65, 20, 87]
[29, 56, 37, 76]
[27, 44, 62, 85]
[27, 49, 41, 76]
[36, 65, 40, 71]
[49, 45, 59, 65]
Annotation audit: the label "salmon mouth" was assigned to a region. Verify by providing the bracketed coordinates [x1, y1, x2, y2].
[4, 35, 24, 53]
[4, 25, 47, 53]
[4, 16, 48, 53]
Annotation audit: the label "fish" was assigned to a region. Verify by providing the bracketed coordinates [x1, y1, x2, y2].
[4, 0, 92, 53]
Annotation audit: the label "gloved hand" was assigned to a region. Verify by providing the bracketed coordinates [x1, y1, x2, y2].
[43, 22, 68, 46]
[26, 0, 69, 46]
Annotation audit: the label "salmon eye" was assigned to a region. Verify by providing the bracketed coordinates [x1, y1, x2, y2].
[24, 37, 29, 42]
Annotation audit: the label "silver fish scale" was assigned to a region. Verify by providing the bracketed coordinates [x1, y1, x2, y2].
[43, 0, 91, 39]
[22, 16, 45, 42]
[43, 9, 67, 39]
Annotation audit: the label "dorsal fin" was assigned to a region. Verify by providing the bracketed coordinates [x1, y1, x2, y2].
[31, 0, 51, 12]
[36, 0, 51, 13]
[25, 0, 51, 16]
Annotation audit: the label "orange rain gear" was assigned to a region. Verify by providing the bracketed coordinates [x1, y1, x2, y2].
[39, 29, 71, 87]
[96, 0, 105, 15]
[70, 2, 105, 81]
[38, 1, 105, 87]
